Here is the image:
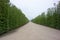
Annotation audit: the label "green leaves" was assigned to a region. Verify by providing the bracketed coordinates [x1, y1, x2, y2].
[0, 0, 28, 35]
[32, 1, 60, 30]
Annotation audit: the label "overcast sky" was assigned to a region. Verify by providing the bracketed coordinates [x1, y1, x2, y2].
[10, 0, 59, 20]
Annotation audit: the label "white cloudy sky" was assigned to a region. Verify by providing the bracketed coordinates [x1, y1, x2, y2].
[10, 0, 59, 20]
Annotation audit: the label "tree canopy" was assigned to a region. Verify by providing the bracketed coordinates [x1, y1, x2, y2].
[32, 1, 60, 30]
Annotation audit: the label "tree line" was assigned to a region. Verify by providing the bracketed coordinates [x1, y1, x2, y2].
[32, 1, 60, 30]
[0, 0, 28, 35]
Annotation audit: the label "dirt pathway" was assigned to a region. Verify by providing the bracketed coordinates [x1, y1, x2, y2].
[0, 22, 60, 40]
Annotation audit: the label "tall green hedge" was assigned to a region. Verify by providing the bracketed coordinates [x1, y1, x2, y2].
[0, 0, 28, 35]
[32, 1, 60, 30]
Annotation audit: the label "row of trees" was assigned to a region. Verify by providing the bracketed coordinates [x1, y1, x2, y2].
[0, 0, 28, 35]
[32, 1, 60, 30]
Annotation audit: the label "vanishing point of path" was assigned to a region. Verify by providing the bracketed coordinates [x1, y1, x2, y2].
[0, 22, 60, 40]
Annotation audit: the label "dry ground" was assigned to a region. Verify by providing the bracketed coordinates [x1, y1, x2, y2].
[0, 22, 60, 40]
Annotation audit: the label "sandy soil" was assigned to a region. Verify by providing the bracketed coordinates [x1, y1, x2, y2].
[0, 22, 60, 40]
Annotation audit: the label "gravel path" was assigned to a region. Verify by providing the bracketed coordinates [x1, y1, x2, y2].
[0, 22, 60, 40]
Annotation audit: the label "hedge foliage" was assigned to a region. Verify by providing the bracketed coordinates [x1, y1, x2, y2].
[0, 0, 29, 35]
[32, 1, 60, 30]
